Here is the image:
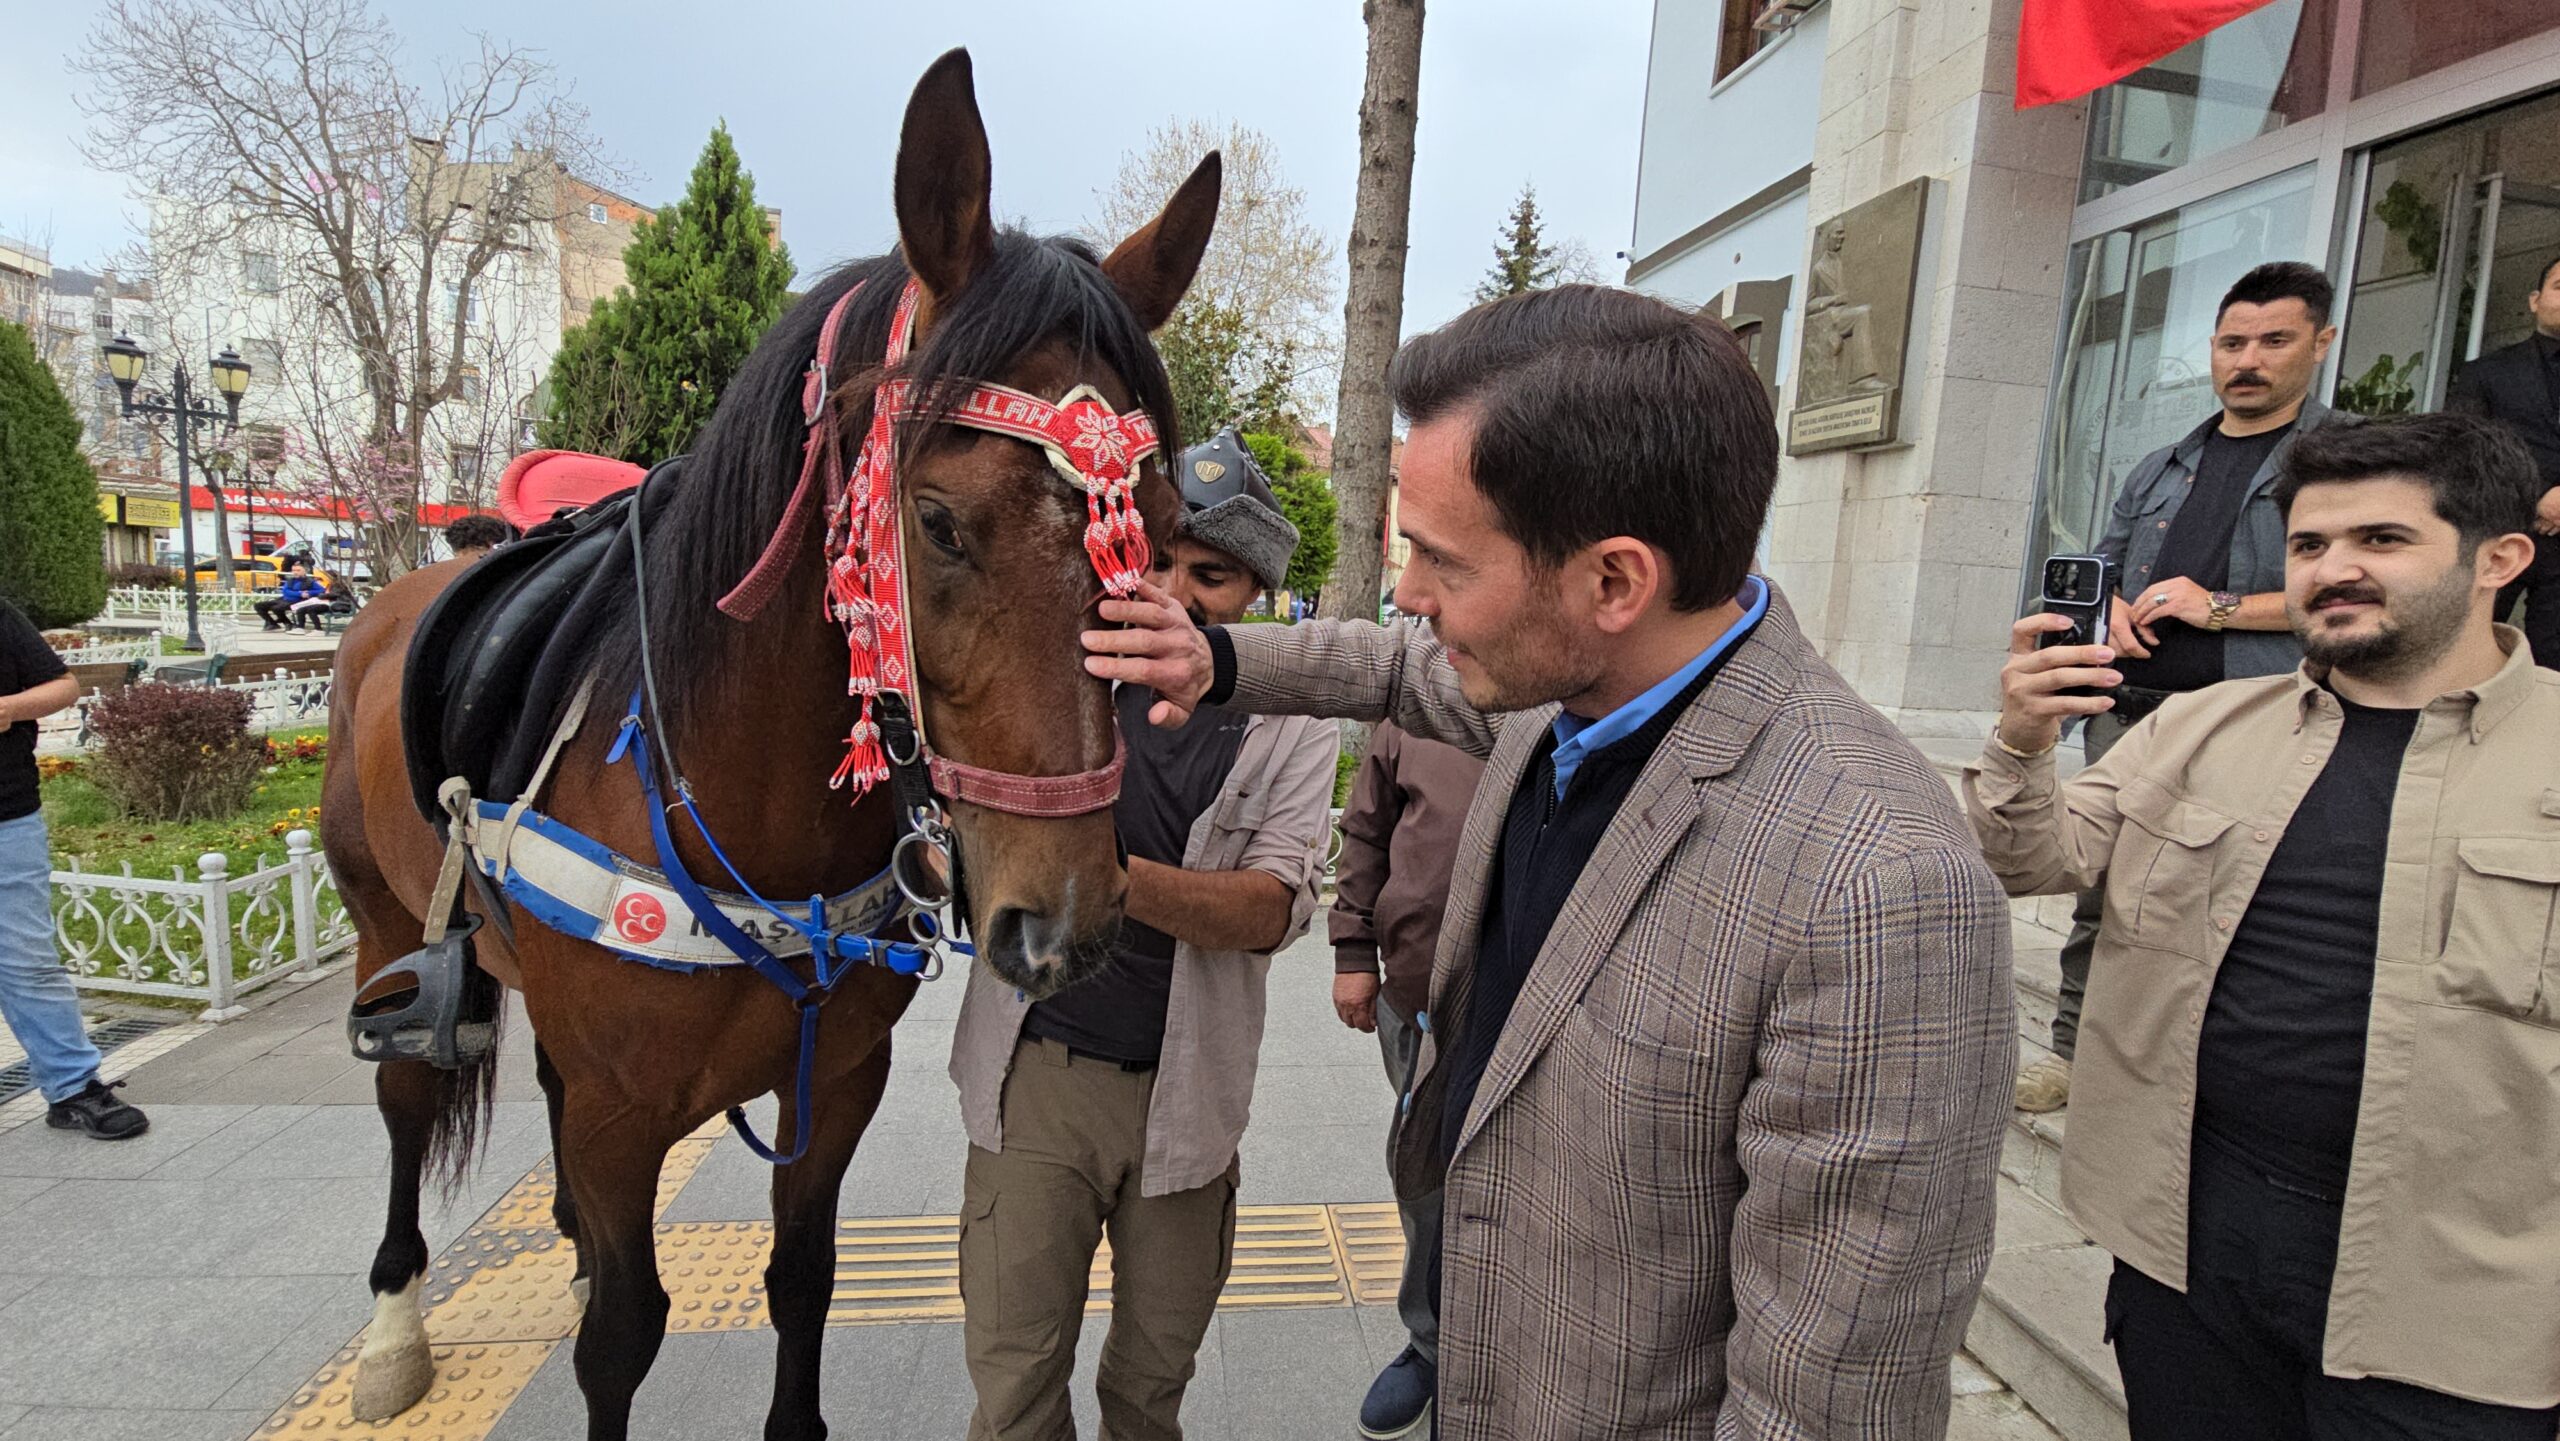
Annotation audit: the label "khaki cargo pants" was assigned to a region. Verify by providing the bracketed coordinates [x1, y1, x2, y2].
[960, 1035, 1239, 1441]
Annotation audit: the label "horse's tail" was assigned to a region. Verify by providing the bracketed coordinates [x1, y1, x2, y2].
[421, 965, 506, 1196]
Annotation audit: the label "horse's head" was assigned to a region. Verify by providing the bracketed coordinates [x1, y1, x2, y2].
[883, 51, 1218, 995]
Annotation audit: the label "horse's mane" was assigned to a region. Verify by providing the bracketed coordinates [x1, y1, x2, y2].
[579, 230, 1179, 751]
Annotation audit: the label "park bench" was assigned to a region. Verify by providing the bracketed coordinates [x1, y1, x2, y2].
[150, 653, 230, 686]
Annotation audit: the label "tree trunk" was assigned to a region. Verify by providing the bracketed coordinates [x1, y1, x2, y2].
[207, 484, 235, 588]
[1322, 0, 1424, 628]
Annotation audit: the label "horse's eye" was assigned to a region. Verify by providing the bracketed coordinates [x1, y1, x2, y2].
[920, 504, 965, 559]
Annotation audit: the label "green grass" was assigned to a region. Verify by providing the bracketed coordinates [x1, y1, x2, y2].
[42, 734, 330, 877]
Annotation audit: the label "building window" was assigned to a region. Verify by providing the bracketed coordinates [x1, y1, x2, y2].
[449, 446, 484, 487]
[587, 201, 609, 224]
[242, 251, 280, 294]
[456, 364, 482, 404]
[2032, 167, 2316, 572]
[1714, 0, 1781, 81]
[2079, 0, 2338, 202]
[2355, 0, 2554, 99]
[244, 337, 283, 374]
[441, 279, 480, 327]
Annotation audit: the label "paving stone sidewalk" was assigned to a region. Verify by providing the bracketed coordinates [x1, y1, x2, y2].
[0, 932, 2054, 1439]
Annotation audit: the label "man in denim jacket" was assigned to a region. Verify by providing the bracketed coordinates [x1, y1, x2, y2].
[2022, 261, 2340, 1113]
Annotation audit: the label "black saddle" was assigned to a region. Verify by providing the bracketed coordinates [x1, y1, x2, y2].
[400, 462, 679, 828]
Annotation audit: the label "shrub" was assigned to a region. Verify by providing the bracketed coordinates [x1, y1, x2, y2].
[85, 683, 264, 820]
[107, 562, 180, 590]
[0, 319, 108, 627]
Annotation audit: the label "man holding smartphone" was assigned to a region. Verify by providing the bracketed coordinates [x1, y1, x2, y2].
[2019, 261, 2340, 1114]
[1965, 413, 2560, 1438]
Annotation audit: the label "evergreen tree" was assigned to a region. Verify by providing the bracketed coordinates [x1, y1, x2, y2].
[0, 319, 107, 628]
[1475, 184, 1565, 303]
[540, 123, 795, 462]
[1243, 431, 1337, 599]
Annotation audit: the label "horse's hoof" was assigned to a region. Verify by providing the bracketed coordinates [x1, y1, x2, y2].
[569, 1275, 591, 1310]
[350, 1341, 436, 1421]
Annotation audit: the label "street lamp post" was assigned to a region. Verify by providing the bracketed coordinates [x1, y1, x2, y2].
[102, 335, 251, 654]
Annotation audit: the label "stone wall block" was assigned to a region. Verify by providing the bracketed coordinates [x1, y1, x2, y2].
[1943, 285, 2069, 387]
[1919, 493, 2031, 566]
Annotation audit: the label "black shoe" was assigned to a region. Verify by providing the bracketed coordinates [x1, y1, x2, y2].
[46, 1078, 149, 1140]
[263, 621, 284, 631]
[1359, 1344, 1434, 1439]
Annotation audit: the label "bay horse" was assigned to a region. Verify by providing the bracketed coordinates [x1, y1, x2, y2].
[318, 49, 1220, 1440]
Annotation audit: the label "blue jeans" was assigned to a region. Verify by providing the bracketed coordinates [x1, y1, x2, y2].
[0, 812, 103, 1102]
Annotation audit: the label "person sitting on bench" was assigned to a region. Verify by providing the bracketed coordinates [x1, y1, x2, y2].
[255, 564, 329, 631]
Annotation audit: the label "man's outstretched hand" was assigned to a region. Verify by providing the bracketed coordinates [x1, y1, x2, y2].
[1084, 580, 1216, 728]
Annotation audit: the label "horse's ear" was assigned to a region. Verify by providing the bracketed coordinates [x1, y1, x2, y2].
[894, 48, 998, 304]
[1102, 151, 1222, 332]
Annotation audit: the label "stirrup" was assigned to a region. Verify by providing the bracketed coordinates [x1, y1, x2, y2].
[347, 913, 494, 1069]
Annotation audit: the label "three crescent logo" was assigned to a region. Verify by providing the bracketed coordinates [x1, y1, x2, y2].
[613, 893, 668, 943]
[1193, 459, 1226, 483]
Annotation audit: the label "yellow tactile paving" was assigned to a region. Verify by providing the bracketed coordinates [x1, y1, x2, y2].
[270, 1121, 1409, 1437]
[253, 1341, 555, 1438]
[830, 1215, 965, 1324]
[474, 1130, 725, 1231]
[657, 1222, 774, 1333]
[1332, 1202, 1408, 1306]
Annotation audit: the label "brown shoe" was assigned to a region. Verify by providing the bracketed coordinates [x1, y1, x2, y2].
[2014, 1055, 2071, 1113]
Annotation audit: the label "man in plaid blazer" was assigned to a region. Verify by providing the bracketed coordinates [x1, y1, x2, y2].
[1089, 286, 2015, 1438]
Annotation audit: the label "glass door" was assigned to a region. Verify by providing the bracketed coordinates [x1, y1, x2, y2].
[2334, 89, 2560, 416]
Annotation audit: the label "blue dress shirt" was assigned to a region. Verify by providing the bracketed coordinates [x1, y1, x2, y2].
[1549, 575, 1770, 799]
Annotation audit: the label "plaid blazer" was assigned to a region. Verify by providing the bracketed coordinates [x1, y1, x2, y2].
[1227, 593, 2014, 1440]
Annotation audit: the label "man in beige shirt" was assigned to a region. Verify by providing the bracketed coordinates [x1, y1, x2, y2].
[1966, 412, 2560, 1437]
[947, 430, 1338, 1441]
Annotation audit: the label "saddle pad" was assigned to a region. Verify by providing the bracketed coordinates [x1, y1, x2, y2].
[497, 449, 650, 531]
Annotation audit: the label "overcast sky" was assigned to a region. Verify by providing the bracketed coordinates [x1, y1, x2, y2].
[3, 0, 1652, 385]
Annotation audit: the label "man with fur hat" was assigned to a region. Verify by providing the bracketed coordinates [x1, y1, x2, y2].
[950, 427, 1342, 1441]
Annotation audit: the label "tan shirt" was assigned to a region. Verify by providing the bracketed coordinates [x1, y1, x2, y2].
[948, 710, 1339, 1197]
[1964, 630, 2560, 1409]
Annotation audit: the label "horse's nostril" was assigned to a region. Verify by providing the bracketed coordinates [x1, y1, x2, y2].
[987, 905, 1070, 966]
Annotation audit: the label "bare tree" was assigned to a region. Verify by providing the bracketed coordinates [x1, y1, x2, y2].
[1091, 120, 1339, 427]
[1325, 0, 1424, 625]
[74, 0, 612, 579]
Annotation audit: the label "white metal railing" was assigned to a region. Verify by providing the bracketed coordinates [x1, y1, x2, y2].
[35, 666, 332, 754]
[51, 636, 159, 665]
[103, 586, 268, 623]
[50, 829, 355, 1019]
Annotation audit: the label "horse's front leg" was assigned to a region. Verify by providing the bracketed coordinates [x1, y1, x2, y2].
[562, 1092, 681, 1441]
[764, 1039, 895, 1441]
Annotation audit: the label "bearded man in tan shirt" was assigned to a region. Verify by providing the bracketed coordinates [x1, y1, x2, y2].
[1967, 412, 2560, 1438]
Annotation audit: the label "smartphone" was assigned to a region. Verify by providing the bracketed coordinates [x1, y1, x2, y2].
[2035, 554, 2114, 699]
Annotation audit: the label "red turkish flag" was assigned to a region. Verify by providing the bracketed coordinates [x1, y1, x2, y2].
[2016, 0, 2282, 108]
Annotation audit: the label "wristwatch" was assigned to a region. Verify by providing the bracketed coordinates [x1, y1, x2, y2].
[2205, 591, 2242, 632]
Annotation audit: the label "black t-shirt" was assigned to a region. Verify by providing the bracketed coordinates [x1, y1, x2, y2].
[1021, 685, 1249, 1067]
[0, 604, 69, 823]
[2117, 422, 2290, 694]
[2193, 694, 2419, 1192]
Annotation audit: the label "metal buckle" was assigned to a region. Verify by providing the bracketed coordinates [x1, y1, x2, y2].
[884, 719, 922, 768]
[891, 826, 955, 911]
[803, 359, 829, 426]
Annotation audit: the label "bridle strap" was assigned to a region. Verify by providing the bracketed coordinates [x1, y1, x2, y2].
[716, 283, 867, 623]
[928, 734, 1127, 819]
